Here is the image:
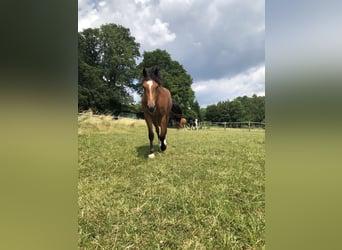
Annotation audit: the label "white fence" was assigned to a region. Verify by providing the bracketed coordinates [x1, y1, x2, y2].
[187, 121, 265, 131]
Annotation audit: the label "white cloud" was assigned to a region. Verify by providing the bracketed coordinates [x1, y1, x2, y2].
[192, 84, 207, 92]
[78, 8, 99, 31]
[138, 18, 176, 47]
[78, 0, 176, 48]
[192, 65, 265, 106]
[98, 1, 106, 7]
[134, 0, 150, 4]
[78, 0, 264, 106]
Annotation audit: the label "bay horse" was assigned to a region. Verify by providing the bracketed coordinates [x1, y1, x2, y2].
[141, 66, 182, 158]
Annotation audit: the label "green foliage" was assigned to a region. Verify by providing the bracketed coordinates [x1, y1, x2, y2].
[137, 49, 200, 119]
[78, 118, 265, 249]
[78, 24, 140, 114]
[78, 22, 265, 122]
[204, 95, 265, 122]
[205, 104, 220, 122]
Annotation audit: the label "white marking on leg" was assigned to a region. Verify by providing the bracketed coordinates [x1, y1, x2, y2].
[148, 153, 155, 158]
[164, 139, 167, 145]
[158, 140, 161, 148]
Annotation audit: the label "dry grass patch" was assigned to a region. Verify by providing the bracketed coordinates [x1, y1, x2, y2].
[78, 110, 145, 134]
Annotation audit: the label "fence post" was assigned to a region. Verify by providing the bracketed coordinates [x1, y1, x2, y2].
[248, 121, 251, 132]
[224, 122, 226, 130]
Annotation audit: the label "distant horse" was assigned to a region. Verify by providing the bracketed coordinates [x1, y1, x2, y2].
[141, 66, 182, 158]
[178, 118, 187, 129]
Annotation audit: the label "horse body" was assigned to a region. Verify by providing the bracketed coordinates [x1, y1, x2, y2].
[179, 118, 187, 129]
[142, 84, 171, 152]
[141, 67, 178, 157]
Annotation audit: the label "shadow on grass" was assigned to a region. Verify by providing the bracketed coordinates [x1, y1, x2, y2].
[136, 144, 163, 159]
[136, 145, 151, 159]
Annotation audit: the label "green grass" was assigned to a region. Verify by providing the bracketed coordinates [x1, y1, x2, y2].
[78, 114, 265, 249]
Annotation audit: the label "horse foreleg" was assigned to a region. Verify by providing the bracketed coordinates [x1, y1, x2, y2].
[159, 116, 169, 151]
[148, 128, 154, 154]
[152, 121, 161, 149]
[153, 122, 160, 139]
[145, 119, 154, 155]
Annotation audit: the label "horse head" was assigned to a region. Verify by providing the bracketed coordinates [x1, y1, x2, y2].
[142, 67, 162, 113]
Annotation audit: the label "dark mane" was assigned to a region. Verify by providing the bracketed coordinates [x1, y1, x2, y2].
[142, 66, 163, 85]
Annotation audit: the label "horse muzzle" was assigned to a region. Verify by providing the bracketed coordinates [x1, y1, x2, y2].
[148, 105, 156, 113]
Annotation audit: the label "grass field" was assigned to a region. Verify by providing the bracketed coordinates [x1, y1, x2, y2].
[78, 113, 265, 249]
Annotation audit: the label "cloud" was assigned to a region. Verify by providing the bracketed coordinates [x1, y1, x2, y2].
[192, 64, 265, 107]
[78, 0, 176, 48]
[78, 0, 265, 106]
[138, 18, 176, 47]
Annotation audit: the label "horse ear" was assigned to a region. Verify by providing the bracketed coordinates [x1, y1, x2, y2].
[153, 66, 159, 76]
[143, 68, 147, 77]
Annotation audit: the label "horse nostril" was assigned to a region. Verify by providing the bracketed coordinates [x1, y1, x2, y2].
[148, 106, 156, 113]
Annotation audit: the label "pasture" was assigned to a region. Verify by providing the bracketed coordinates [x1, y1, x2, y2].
[78, 113, 265, 249]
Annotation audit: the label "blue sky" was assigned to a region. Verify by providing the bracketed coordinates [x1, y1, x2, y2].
[78, 0, 265, 107]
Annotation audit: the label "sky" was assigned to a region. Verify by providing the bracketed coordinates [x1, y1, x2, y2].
[78, 0, 265, 107]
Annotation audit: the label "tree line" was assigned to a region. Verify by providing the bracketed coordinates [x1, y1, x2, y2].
[78, 23, 264, 122]
[202, 95, 265, 123]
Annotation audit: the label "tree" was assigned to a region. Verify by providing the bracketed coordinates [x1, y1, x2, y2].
[229, 99, 245, 123]
[251, 95, 265, 122]
[191, 100, 202, 120]
[204, 95, 265, 123]
[216, 101, 230, 122]
[78, 24, 140, 114]
[205, 104, 220, 122]
[78, 30, 104, 112]
[137, 49, 199, 119]
[200, 107, 207, 121]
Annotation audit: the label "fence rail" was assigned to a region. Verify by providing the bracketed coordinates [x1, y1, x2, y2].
[192, 121, 265, 131]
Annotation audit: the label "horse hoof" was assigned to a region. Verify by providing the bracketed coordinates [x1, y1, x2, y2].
[161, 145, 167, 151]
[148, 153, 155, 158]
